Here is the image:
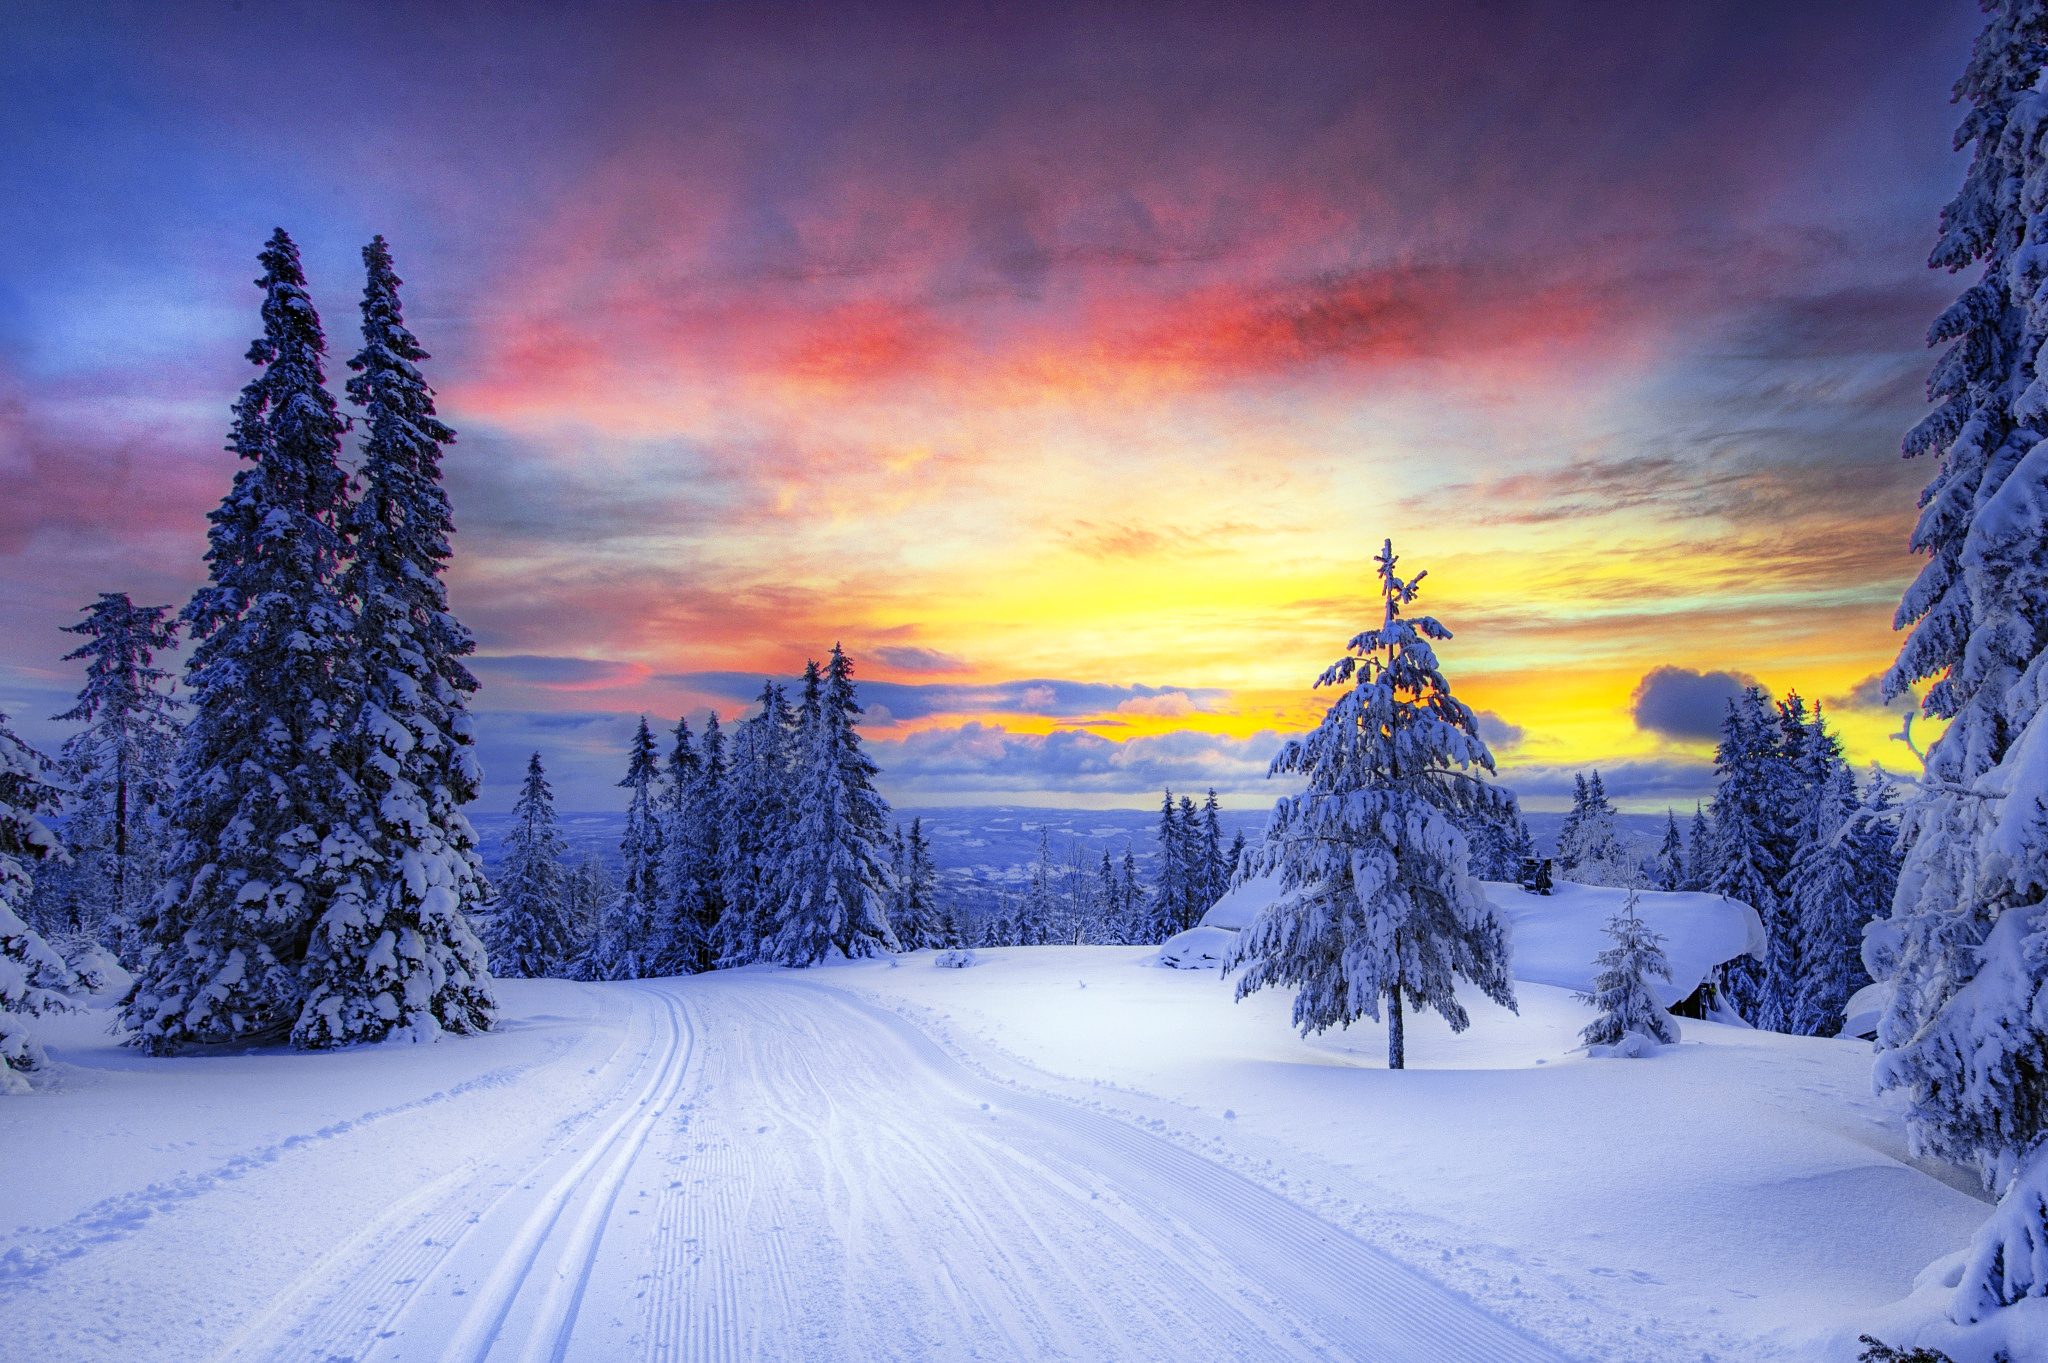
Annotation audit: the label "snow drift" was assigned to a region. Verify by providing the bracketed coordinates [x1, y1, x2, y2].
[1164, 872, 1764, 1006]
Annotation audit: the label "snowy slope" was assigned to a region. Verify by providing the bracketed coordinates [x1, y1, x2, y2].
[817, 946, 1989, 1363]
[2, 953, 1986, 1363]
[5, 975, 1559, 1363]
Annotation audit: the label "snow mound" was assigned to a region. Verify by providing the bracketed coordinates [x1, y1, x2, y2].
[1842, 978, 1891, 1040]
[1585, 1030, 1675, 1059]
[1157, 925, 1236, 969]
[1482, 880, 1765, 1007]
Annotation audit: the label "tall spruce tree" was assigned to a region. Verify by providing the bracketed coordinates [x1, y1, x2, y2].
[1148, 789, 1186, 940]
[1017, 827, 1054, 946]
[124, 230, 366, 1052]
[296, 236, 493, 1048]
[582, 718, 663, 980]
[714, 683, 794, 965]
[485, 753, 574, 979]
[562, 853, 614, 950]
[1684, 804, 1713, 892]
[686, 713, 729, 967]
[655, 715, 713, 975]
[47, 593, 181, 944]
[773, 646, 898, 963]
[659, 714, 723, 975]
[901, 817, 940, 949]
[0, 714, 74, 1092]
[1786, 765, 1900, 1037]
[1707, 689, 1788, 1022]
[1199, 790, 1227, 912]
[1119, 848, 1145, 943]
[1559, 771, 1631, 886]
[1654, 811, 1686, 892]
[1228, 540, 1516, 1069]
[1868, 4, 2048, 1320]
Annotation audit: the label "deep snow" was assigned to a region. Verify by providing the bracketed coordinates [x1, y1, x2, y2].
[0, 949, 1994, 1362]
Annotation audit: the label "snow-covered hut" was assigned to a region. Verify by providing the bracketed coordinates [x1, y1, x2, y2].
[1162, 874, 1765, 1016]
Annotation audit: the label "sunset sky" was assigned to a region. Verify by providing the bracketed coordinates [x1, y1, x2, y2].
[0, 0, 1982, 810]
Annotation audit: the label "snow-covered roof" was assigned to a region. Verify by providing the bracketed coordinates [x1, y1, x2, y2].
[1198, 874, 1276, 931]
[1481, 880, 1765, 1007]
[1181, 872, 1764, 1004]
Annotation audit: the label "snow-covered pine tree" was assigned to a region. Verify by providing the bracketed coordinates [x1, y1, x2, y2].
[1577, 887, 1680, 1053]
[1017, 827, 1054, 946]
[1227, 828, 1248, 884]
[1228, 539, 1517, 1069]
[1199, 790, 1227, 912]
[1708, 689, 1787, 1022]
[562, 853, 613, 948]
[1786, 765, 1901, 1036]
[296, 235, 494, 1048]
[983, 890, 1016, 948]
[1864, 3, 2048, 1320]
[1119, 847, 1146, 944]
[714, 684, 794, 965]
[655, 715, 717, 975]
[687, 712, 728, 964]
[772, 646, 898, 964]
[1684, 804, 1714, 891]
[1507, 817, 1538, 885]
[1147, 789, 1184, 941]
[485, 753, 574, 978]
[1746, 694, 1846, 1032]
[888, 823, 909, 935]
[587, 717, 664, 980]
[1559, 770, 1631, 886]
[1177, 794, 1201, 920]
[1464, 795, 1527, 881]
[124, 230, 366, 1053]
[0, 713, 74, 1092]
[1097, 849, 1121, 941]
[46, 593, 181, 947]
[901, 817, 940, 949]
[1556, 775, 1588, 868]
[1654, 811, 1685, 892]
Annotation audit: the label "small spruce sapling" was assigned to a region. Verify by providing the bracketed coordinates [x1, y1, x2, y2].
[1577, 886, 1680, 1056]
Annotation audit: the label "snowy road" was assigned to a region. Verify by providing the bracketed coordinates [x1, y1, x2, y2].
[193, 974, 1562, 1363]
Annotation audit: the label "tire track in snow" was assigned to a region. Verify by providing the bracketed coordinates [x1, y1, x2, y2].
[738, 974, 1568, 1363]
[209, 982, 691, 1363]
[1, 1019, 602, 1292]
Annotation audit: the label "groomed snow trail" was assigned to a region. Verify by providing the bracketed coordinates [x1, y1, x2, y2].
[213, 973, 1564, 1363]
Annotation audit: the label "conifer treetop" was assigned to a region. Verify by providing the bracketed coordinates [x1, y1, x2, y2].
[54, 594, 179, 727]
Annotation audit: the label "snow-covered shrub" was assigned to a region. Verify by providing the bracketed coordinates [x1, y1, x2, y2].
[935, 947, 975, 969]
[1576, 888, 1680, 1055]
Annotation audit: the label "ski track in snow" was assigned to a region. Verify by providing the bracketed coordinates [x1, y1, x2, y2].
[19, 976, 1571, 1363]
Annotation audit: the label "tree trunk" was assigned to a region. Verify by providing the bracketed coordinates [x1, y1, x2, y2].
[1388, 981, 1405, 1070]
